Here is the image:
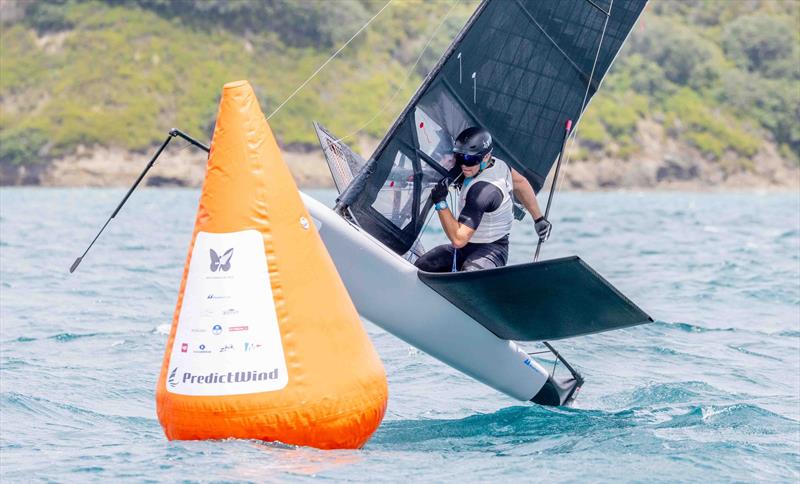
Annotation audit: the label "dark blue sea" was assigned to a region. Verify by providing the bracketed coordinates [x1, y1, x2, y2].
[1, 188, 798, 482]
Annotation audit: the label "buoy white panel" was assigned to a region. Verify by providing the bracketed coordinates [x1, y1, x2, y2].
[166, 230, 288, 396]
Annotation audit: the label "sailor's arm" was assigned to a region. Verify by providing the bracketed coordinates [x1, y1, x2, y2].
[436, 207, 475, 249]
[511, 168, 552, 241]
[429, 177, 476, 248]
[511, 168, 543, 219]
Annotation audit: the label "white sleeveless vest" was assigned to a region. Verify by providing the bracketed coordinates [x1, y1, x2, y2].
[457, 158, 513, 243]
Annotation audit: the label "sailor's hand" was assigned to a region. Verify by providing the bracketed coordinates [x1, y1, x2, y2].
[430, 177, 451, 204]
[534, 217, 552, 242]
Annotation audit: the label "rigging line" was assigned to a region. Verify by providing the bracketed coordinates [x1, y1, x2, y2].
[583, 0, 611, 16]
[536, 2, 613, 374]
[449, 181, 460, 272]
[514, 0, 598, 93]
[554, 0, 613, 196]
[334, 0, 462, 144]
[419, 207, 437, 240]
[410, 200, 439, 261]
[266, 0, 394, 121]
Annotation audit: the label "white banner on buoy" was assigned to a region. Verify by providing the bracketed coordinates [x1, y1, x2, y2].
[166, 230, 288, 396]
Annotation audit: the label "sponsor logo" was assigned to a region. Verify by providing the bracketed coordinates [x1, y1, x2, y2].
[209, 248, 233, 272]
[193, 344, 211, 354]
[168, 367, 178, 388]
[219, 344, 234, 353]
[522, 358, 541, 371]
[207, 294, 230, 300]
[181, 368, 280, 385]
[212, 324, 223, 335]
[243, 342, 262, 352]
[181, 342, 188, 353]
[229, 325, 249, 332]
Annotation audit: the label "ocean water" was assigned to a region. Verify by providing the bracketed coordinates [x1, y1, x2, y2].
[1, 187, 798, 482]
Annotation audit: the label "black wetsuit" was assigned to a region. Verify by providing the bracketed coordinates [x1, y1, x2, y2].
[415, 181, 509, 272]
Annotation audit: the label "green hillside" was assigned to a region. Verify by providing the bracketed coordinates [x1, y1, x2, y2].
[1, 0, 798, 175]
[579, 0, 799, 167]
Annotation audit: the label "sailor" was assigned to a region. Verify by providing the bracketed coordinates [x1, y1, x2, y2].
[415, 127, 551, 272]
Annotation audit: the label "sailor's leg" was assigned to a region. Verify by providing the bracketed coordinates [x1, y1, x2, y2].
[460, 242, 508, 272]
[414, 244, 456, 272]
[461, 255, 499, 272]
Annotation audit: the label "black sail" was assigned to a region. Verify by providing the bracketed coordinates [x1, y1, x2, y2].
[320, 0, 648, 255]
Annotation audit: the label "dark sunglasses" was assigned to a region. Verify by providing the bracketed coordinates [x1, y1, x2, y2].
[454, 152, 484, 167]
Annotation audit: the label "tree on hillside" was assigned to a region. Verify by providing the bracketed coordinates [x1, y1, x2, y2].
[722, 14, 800, 80]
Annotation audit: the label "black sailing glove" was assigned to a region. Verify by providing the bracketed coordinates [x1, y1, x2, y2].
[430, 177, 451, 204]
[534, 216, 552, 242]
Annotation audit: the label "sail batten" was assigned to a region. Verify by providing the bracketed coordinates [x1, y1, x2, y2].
[513, 0, 599, 92]
[584, 0, 612, 16]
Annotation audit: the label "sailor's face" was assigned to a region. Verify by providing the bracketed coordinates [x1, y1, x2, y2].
[460, 153, 491, 178]
[461, 164, 481, 178]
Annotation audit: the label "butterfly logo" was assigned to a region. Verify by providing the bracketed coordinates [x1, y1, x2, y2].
[209, 248, 233, 272]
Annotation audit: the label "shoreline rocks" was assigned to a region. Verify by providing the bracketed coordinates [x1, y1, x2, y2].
[1, 143, 797, 191]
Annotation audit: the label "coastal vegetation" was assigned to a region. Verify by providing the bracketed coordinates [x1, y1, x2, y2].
[578, 0, 798, 167]
[0, 0, 797, 183]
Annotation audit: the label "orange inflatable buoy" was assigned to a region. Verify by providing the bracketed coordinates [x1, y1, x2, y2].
[155, 80, 388, 449]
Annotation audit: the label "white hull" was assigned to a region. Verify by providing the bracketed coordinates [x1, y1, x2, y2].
[302, 193, 548, 401]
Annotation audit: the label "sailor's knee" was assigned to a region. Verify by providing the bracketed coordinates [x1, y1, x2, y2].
[414, 255, 434, 271]
[462, 258, 500, 272]
[414, 252, 440, 272]
[414, 245, 453, 272]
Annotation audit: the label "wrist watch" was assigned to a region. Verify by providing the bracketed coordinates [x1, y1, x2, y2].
[434, 200, 448, 211]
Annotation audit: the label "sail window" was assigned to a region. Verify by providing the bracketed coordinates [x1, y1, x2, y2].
[414, 107, 448, 165]
[419, 161, 443, 215]
[372, 150, 416, 229]
[414, 86, 475, 170]
[313, 122, 368, 193]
